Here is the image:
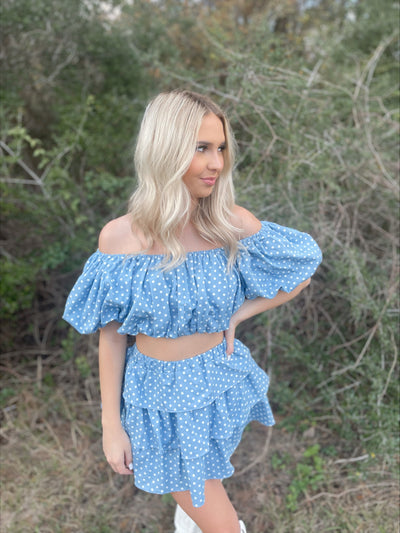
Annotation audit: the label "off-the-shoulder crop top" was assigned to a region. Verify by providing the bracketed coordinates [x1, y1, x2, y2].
[63, 221, 322, 338]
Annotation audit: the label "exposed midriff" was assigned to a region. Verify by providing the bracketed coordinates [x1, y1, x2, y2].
[135, 331, 224, 361]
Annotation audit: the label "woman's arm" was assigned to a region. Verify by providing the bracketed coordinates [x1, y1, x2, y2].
[225, 278, 311, 356]
[99, 321, 132, 475]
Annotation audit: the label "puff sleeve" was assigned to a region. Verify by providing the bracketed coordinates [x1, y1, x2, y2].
[62, 251, 128, 333]
[239, 221, 322, 299]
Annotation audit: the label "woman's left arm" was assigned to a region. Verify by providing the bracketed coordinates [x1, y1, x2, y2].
[224, 278, 311, 356]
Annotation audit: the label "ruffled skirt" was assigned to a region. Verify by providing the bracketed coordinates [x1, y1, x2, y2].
[120, 338, 275, 508]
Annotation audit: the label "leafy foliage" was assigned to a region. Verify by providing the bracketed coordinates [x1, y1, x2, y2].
[1, 0, 399, 522]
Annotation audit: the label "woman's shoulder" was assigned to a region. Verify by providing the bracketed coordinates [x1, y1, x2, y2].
[231, 205, 262, 240]
[98, 214, 144, 254]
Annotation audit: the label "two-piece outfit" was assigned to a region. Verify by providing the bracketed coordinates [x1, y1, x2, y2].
[63, 221, 322, 508]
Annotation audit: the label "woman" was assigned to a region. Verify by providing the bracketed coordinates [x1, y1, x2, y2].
[63, 90, 322, 533]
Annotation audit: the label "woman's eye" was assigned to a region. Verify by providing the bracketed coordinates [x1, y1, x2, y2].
[196, 144, 226, 153]
[196, 145, 207, 153]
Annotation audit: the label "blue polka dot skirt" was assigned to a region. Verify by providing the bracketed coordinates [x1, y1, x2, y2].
[120, 338, 275, 507]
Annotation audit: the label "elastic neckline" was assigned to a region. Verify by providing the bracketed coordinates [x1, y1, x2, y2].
[96, 223, 265, 258]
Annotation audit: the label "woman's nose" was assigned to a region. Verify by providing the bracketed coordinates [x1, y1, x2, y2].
[207, 150, 224, 171]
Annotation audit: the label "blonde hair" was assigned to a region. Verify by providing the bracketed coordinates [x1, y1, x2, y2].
[129, 89, 239, 269]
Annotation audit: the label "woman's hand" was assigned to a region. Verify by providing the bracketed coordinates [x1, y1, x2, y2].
[224, 317, 238, 358]
[98, 321, 131, 474]
[102, 422, 133, 475]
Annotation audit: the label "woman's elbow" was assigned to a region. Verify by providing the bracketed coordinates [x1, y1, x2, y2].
[292, 278, 311, 296]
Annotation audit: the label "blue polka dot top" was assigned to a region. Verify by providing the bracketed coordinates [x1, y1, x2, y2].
[63, 221, 322, 337]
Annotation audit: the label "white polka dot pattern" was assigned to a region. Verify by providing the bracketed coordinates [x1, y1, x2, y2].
[62, 220, 322, 507]
[62, 221, 322, 336]
[121, 339, 275, 507]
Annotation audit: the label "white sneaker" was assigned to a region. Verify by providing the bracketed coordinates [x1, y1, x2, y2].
[175, 505, 247, 533]
[174, 505, 202, 533]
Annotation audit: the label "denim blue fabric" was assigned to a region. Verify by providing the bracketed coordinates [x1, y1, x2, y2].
[63, 220, 322, 507]
[121, 339, 274, 507]
[63, 221, 322, 337]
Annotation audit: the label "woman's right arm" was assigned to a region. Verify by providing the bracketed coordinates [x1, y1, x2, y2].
[99, 321, 133, 475]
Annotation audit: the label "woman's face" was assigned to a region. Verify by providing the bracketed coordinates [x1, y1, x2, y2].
[182, 113, 226, 200]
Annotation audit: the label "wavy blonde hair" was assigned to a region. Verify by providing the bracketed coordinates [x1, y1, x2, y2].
[129, 89, 240, 269]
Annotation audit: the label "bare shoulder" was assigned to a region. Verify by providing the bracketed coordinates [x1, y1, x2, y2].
[98, 214, 143, 254]
[231, 205, 262, 239]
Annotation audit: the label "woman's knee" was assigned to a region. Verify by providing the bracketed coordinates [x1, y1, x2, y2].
[171, 480, 240, 533]
[202, 521, 241, 533]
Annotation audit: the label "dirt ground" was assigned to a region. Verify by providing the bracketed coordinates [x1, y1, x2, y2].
[1, 347, 399, 533]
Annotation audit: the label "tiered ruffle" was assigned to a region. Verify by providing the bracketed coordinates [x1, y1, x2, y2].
[121, 339, 275, 507]
[62, 221, 322, 337]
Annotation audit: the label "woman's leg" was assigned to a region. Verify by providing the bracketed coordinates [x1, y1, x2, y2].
[171, 479, 241, 533]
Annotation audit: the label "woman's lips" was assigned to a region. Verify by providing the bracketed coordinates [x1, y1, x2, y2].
[201, 177, 217, 186]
